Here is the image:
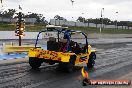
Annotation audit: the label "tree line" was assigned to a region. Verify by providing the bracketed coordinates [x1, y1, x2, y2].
[0, 9, 132, 27]
[0, 9, 48, 24]
[54, 15, 132, 27]
[77, 16, 132, 27]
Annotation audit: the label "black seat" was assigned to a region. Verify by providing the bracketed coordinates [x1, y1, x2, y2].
[59, 39, 68, 52]
[70, 42, 81, 54]
[47, 37, 61, 52]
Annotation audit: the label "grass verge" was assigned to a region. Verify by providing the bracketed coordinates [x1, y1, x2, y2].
[1, 23, 132, 34]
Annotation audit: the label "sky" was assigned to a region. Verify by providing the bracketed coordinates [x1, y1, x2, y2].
[1, 0, 132, 21]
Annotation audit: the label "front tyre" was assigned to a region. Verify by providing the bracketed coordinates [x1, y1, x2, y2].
[29, 57, 42, 69]
[87, 52, 96, 69]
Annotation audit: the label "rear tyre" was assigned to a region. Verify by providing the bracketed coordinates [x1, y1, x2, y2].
[87, 52, 96, 69]
[66, 57, 75, 72]
[29, 57, 42, 69]
[58, 55, 76, 72]
[48, 62, 55, 65]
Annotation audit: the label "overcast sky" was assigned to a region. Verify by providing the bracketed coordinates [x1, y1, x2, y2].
[1, 0, 132, 21]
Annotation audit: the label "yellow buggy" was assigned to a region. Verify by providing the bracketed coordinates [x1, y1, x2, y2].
[28, 25, 96, 72]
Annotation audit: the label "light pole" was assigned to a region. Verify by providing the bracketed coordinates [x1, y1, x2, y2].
[0, 1, 4, 23]
[0, 9, 3, 23]
[72, 17, 76, 26]
[0, 0, 3, 7]
[17, 5, 25, 46]
[71, 0, 74, 6]
[71, 16, 73, 22]
[115, 11, 118, 29]
[100, 8, 104, 33]
[86, 13, 89, 27]
[82, 13, 84, 23]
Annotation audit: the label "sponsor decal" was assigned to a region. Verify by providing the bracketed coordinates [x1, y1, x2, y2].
[80, 67, 131, 86]
[79, 56, 87, 62]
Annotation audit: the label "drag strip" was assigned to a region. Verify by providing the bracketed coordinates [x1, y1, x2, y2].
[0, 42, 131, 88]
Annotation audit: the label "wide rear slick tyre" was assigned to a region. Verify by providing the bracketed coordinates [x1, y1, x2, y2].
[58, 55, 76, 72]
[29, 57, 42, 69]
[87, 52, 96, 69]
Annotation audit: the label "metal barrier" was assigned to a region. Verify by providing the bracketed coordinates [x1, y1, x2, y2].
[2, 45, 34, 53]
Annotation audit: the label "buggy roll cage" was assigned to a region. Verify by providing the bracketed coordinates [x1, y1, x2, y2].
[35, 28, 88, 53]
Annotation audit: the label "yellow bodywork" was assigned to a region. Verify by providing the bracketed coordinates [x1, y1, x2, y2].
[28, 48, 75, 62]
[28, 45, 95, 65]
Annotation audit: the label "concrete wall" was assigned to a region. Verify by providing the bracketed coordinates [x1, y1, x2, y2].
[50, 19, 132, 29]
[0, 17, 36, 24]
[0, 31, 64, 39]
[0, 31, 42, 39]
[0, 31, 132, 39]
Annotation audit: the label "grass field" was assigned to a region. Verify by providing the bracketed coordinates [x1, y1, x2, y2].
[69, 26, 132, 34]
[1, 23, 132, 34]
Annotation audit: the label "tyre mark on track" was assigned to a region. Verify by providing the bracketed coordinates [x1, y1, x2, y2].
[0, 67, 30, 79]
[0, 64, 59, 87]
[22, 71, 80, 88]
[95, 47, 132, 66]
[0, 72, 29, 84]
[0, 63, 29, 72]
[96, 54, 132, 69]
[91, 59, 132, 78]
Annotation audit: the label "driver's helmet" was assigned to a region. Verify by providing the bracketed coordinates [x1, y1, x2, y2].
[64, 31, 71, 39]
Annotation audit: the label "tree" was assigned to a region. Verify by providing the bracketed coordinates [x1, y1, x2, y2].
[118, 21, 130, 29]
[93, 18, 100, 24]
[103, 18, 111, 25]
[24, 13, 44, 23]
[85, 18, 94, 23]
[54, 15, 61, 20]
[54, 15, 67, 21]
[1, 9, 16, 18]
[77, 16, 85, 22]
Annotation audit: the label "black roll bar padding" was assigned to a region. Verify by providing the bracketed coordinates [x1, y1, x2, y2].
[58, 31, 60, 42]
[35, 29, 61, 48]
[35, 30, 45, 48]
[81, 32, 88, 53]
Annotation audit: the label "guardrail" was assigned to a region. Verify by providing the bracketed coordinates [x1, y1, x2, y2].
[2, 45, 34, 53]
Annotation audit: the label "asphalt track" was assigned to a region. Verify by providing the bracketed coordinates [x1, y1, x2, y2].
[0, 39, 132, 88]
